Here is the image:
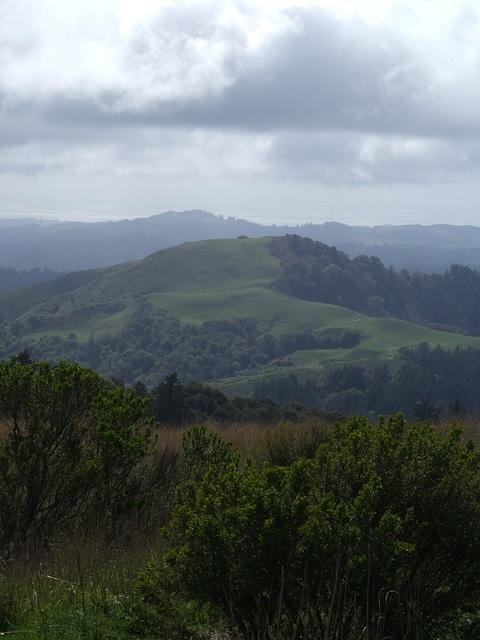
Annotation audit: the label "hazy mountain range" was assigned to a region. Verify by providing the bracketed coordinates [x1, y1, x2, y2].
[2, 210, 480, 272]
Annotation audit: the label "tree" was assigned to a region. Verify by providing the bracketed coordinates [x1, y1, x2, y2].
[448, 398, 469, 419]
[151, 373, 187, 425]
[413, 400, 441, 422]
[0, 358, 149, 552]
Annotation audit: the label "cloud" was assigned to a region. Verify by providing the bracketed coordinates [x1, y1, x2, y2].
[0, 128, 273, 178]
[268, 131, 480, 184]
[1, 0, 480, 201]
[0, 0, 292, 108]
[2, 0, 480, 136]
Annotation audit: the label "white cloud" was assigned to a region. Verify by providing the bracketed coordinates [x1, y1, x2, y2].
[0, 0, 296, 108]
[0, 128, 272, 178]
[1, 0, 480, 221]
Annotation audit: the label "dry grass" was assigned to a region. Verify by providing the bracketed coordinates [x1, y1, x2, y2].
[5, 413, 480, 455]
[433, 416, 480, 442]
[150, 417, 332, 467]
[0, 420, 9, 439]
[151, 415, 480, 466]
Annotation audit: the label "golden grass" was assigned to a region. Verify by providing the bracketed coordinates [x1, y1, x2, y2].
[0, 420, 9, 439]
[150, 417, 332, 467]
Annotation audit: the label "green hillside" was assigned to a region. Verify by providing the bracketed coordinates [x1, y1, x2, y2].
[0, 236, 479, 388]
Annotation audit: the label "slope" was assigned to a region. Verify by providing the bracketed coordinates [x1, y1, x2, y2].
[3, 210, 480, 272]
[0, 237, 479, 387]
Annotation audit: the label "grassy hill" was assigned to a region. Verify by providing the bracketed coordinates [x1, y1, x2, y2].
[1, 236, 479, 389]
[4, 211, 480, 273]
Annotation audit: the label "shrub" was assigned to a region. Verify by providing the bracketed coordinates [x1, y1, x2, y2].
[0, 358, 149, 553]
[163, 418, 480, 638]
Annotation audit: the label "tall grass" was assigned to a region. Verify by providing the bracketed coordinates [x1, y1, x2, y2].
[0, 541, 163, 639]
[151, 417, 331, 466]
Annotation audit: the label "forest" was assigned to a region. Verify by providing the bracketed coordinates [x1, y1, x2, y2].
[0, 266, 62, 294]
[0, 306, 361, 386]
[254, 342, 480, 418]
[1, 356, 480, 639]
[273, 235, 480, 334]
[6, 314, 480, 421]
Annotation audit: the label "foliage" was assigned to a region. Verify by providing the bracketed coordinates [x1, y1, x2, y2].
[150, 374, 313, 425]
[274, 234, 480, 335]
[2, 357, 480, 637]
[128, 560, 219, 639]
[0, 357, 149, 553]
[0, 576, 16, 633]
[0, 305, 362, 387]
[0, 266, 63, 294]
[255, 342, 480, 417]
[164, 419, 480, 638]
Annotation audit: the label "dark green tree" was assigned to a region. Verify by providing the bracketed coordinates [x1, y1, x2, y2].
[0, 358, 149, 552]
[151, 373, 187, 425]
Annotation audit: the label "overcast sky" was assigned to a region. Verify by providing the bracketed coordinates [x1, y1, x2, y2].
[1, 0, 480, 225]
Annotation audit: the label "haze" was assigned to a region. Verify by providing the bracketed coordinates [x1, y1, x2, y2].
[1, 0, 479, 224]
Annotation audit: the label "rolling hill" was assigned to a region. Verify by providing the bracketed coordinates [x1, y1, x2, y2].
[0, 266, 63, 294]
[2, 210, 480, 272]
[1, 236, 480, 392]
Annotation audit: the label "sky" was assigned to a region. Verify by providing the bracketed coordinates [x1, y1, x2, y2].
[1, 0, 480, 225]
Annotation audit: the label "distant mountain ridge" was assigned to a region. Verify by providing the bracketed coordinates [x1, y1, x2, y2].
[0, 266, 63, 294]
[2, 210, 480, 272]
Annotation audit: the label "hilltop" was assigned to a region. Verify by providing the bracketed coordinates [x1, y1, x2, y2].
[0, 236, 479, 392]
[3, 210, 480, 272]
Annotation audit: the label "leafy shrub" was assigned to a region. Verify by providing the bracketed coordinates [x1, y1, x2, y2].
[163, 418, 480, 638]
[0, 357, 150, 553]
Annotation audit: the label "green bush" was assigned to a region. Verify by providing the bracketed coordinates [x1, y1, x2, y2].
[0, 358, 150, 553]
[163, 418, 480, 638]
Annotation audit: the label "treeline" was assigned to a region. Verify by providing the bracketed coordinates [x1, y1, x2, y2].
[273, 234, 480, 334]
[255, 342, 480, 418]
[0, 306, 360, 385]
[12, 352, 311, 426]
[1, 357, 480, 637]
[148, 372, 312, 424]
[0, 266, 62, 294]
[10, 339, 480, 420]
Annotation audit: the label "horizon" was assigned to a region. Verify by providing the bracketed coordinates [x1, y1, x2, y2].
[1, 208, 480, 229]
[1, 0, 479, 225]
